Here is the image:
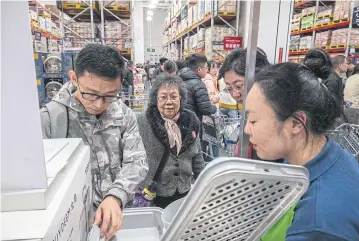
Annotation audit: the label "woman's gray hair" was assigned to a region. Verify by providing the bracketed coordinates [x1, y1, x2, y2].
[149, 73, 187, 107]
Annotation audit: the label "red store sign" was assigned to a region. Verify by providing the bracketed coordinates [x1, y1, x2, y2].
[223, 36, 243, 50]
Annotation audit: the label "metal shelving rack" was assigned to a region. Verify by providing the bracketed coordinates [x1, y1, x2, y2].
[288, 0, 357, 62]
[163, 1, 241, 60]
[56, 0, 132, 59]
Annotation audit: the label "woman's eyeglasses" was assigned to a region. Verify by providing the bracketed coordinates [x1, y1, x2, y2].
[223, 84, 244, 94]
[157, 95, 181, 103]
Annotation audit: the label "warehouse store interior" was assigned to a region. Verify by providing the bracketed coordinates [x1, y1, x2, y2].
[1, 0, 359, 241]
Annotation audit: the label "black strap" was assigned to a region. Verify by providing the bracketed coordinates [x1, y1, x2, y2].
[153, 149, 171, 182]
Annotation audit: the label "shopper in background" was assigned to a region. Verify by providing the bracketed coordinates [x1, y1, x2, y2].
[122, 60, 134, 102]
[246, 54, 359, 241]
[309, 50, 344, 118]
[203, 60, 220, 105]
[346, 60, 355, 78]
[217, 71, 240, 118]
[40, 44, 148, 240]
[218, 48, 269, 120]
[344, 64, 359, 109]
[137, 74, 205, 209]
[179, 53, 217, 120]
[163, 60, 178, 76]
[332, 55, 348, 84]
[153, 57, 168, 78]
[175, 59, 187, 73]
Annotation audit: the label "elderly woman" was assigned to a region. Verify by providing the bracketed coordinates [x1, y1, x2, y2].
[137, 73, 205, 209]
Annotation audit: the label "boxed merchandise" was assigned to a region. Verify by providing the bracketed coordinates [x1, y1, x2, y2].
[188, 6, 193, 27]
[316, 17, 332, 26]
[45, 18, 53, 32]
[300, 15, 314, 29]
[205, 0, 212, 15]
[350, 29, 359, 46]
[299, 36, 312, 49]
[198, 28, 206, 41]
[292, 13, 301, 23]
[104, 21, 122, 39]
[301, 6, 315, 17]
[198, 0, 205, 20]
[317, 5, 333, 19]
[103, 0, 129, 9]
[289, 35, 300, 50]
[330, 28, 348, 46]
[214, 0, 237, 14]
[291, 22, 300, 31]
[333, 0, 351, 21]
[205, 26, 235, 62]
[29, 10, 38, 21]
[315, 30, 332, 48]
[38, 16, 46, 31]
[193, 4, 198, 24]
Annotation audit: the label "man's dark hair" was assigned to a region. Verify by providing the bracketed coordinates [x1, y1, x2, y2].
[220, 48, 269, 77]
[331, 55, 346, 69]
[353, 64, 359, 75]
[188, 53, 207, 70]
[175, 60, 187, 71]
[75, 44, 124, 80]
[163, 60, 178, 74]
[159, 57, 169, 65]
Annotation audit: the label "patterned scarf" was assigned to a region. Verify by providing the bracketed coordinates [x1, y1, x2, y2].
[161, 113, 182, 155]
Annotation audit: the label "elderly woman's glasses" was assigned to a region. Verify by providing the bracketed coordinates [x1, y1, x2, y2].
[223, 84, 245, 94]
[157, 95, 181, 103]
[78, 83, 120, 103]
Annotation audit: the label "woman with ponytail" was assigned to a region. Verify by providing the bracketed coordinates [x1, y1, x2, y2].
[245, 49, 359, 240]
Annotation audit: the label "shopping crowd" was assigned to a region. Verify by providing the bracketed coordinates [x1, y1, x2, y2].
[40, 44, 359, 241]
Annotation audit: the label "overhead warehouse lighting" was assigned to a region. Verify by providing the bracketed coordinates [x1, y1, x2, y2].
[149, 3, 156, 9]
[147, 10, 153, 16]
[146, 16, 153, 21]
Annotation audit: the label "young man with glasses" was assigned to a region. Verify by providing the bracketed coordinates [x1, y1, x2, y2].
[40, 44, 148, 240]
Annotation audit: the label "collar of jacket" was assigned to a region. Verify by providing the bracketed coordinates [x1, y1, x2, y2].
[145, 105, 199, 155]
[179, 67, 200, 81]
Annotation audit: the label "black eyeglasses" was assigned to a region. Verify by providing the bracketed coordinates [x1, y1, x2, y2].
[77, 83, 120, 103]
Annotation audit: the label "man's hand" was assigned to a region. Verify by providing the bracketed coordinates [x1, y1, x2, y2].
[94, 196, 123, 241]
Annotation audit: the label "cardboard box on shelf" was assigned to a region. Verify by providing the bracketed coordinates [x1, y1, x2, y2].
[330, 28, 348, 46]
[290, 35, 300, 50]
[293, 13, 301, 23]
[300, 15, 314, 29]
[291, 22, 300, 31]
[205, 0, 212, 15]
[38, 16, 46, 31]
[188, 6, 193, 27]
[215, 0, 237, 14]
[299, 36, 312, 49]
[317, 5, 333, 19]
[193, 4, 198, 24]
[301, 6, 315, 17]
[333, 0, 351, 21]
[315, 30, 332, 48]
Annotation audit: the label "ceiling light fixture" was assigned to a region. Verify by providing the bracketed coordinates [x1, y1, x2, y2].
[146, 16, 153, 21]
[149, 3, 156, 9]
[147, 10, 154, 16]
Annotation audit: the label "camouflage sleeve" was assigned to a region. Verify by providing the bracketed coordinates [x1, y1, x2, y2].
[192, 137, 206, 179]
[105, 108, 148, 206]
[39, 108, 51, 139]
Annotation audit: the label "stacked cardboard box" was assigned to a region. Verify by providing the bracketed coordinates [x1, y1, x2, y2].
[205, 26, 235, 62]
[330, 28, 348, 46]
[291, 22, 300, 31]
[188, 6, 193, 27]
[215, 0, 237, 13]
[205, 0, 212, 15]
[292, 13, 301, 23]
[103, 0, 129, 9]
[315, 30, 332, 48]
[198, 0, 205, 20]
[301, 6, 315, 17]
[299, 36, 312, 49]
[193, 4, 199, 24]
[333, 0, 350, 21]
[350, 29, 359, 46]
[301, 15, 314, 29]
[317, 5, 333, 19]
[290, 36, 300, 50]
